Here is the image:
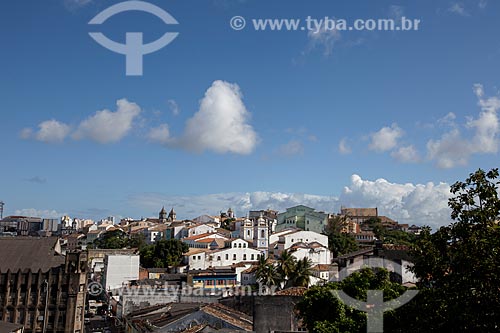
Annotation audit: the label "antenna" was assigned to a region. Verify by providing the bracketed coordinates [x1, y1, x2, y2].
[0, 201, 4, 220]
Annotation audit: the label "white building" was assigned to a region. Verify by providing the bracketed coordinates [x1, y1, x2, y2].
[182, 223, 217, 238]
[103, 254, 140, 290]
[288, 242, 331, 266]
[185, 239, 262, 271]
[275, 230, 328, 254]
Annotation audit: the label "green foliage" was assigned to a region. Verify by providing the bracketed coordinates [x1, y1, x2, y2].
[129, 233, 147, 250]
[325, 215, 359, 257]
[221, 218, 235, 231]
[407, 168, 500, 331]
[255, 255, 280, 286]
[296, 268, 407, 333]
[140, 239, 189, 269]
[256, 252, 313, 289]
[91, 229, 129, 249]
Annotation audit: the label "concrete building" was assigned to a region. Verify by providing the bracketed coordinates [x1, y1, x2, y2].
[0, 237, 87, 333]
[276, 205, 329, 234]
[103, 254, 140, 291]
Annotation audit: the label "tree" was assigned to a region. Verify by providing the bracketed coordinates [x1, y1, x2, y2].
[91, 229, 129, 249]
[408, 168, 500, 331]
[289, 257, 313, 287]
[140, 239, 189, 270]
[276, 250, 296, 288]
[296, 267, 407, 332]
[325, 215, 359, 257]
[255, 255, 280, 286]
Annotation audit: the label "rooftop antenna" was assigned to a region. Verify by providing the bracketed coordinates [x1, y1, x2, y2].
[0, 201, 4, 220]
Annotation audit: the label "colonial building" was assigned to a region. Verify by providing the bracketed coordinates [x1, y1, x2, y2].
[276, 205, 329, 234]
[0, 238, 87, 333]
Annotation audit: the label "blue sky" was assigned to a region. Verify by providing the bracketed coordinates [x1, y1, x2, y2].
[1, 0, 499, 229]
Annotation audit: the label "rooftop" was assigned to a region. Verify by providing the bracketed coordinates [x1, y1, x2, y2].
[0, 237, 65, 272]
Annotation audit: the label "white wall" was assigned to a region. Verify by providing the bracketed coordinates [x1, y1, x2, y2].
[104, 255, 140, 290]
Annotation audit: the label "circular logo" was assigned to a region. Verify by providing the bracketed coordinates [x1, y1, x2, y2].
[88, 282, 104, 296]
[230, 16, 246, 31]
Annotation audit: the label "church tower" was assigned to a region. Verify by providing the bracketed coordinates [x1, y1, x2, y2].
[168, 208, 176, 222]
[255, 213, 269, 255]
[242, 217, 253, 242]
[159, 207, 167, 223]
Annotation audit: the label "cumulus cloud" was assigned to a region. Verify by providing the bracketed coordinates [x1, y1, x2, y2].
[129, 174, 453, 230]
[277, 140, 304, 156]
[369, 124, 403, 152]
[338, 138, 352, 154]
[340, 174, 452, 230]
[73, 99, 141, 144]
[426, 84, 500, 168]
[14, 208, 65, 219]
[391, 145, 420, 163]
[147, 124, 172, 144]
[178, 80, 258, 154]
[21, 120, 71, 143]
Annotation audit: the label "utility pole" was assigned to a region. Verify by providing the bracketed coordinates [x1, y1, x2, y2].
[0, 201, 4, 220]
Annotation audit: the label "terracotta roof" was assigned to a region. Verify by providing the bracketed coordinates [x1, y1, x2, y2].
[312, 264, 332, 271]
[183, 232, 214, 241]
[185, 248, 211, 256]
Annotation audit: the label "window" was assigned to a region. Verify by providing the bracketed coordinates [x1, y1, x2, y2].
[217, 256, 221, 261]
[226, 254, 229, 260]
[243, 254, 247, 260]
[251, 254, 254, 260]
[261, 230, 265, 238]
[238, 243, 242, 248]
[247, 230, 250, 236]
[192, 256, 196, 260]
[233, 254, 237, 260]
[198, 255, 201, 260]
[244, 243, 247, 248]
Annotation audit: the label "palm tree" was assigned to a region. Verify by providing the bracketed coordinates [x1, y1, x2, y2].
[255, 255, 279, 286]
[277, 250, 296, 288]
[290, 257, 313, 287]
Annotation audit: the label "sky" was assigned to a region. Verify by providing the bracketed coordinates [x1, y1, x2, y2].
[1, 0, 499, 230]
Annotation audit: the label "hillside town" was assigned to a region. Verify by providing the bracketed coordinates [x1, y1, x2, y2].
[0, 203, 423, 333]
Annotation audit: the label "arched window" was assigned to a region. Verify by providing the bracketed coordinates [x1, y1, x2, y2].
[243, 254, 247, 260]
[261, 230, 265, 238]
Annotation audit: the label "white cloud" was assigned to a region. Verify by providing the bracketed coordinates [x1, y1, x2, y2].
[14, 208, 65, 219]
[437, 112, 457, 126]
[21, 120, 71, 143]
[449, 2, 469, 16]
[167, 99, 180, 116]
[369, 124, 403, 152]
[178, 80, 258, 154]
[391, 145, 420, 163]
[129, 174, 453, 230]
[73, 99, 141, 144]
[338, 138, 352, 154]
[307, 20, 341, 56]
[341, 174, 452, 230]
[426, 84, 500, 168]
[479, 0, 488, 9]
[147, 124, 172, 145]
[277, 140, 304, 156]
[427, 129, 469, 168]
